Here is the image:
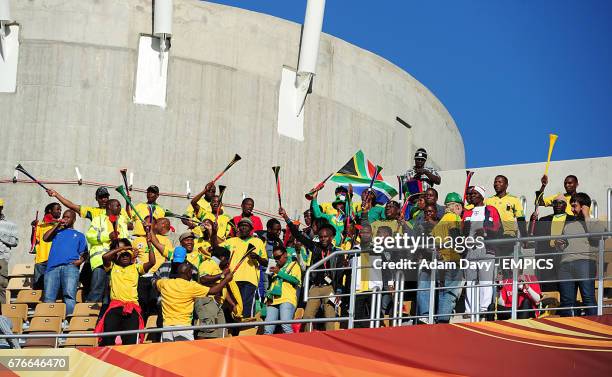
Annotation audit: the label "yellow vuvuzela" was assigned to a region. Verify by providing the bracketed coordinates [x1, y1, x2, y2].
[544, 134, 558, 176]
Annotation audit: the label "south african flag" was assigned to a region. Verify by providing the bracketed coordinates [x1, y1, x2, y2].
[331, 150, 398, 203]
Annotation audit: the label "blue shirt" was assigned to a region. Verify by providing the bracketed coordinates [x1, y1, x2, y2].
[46, 228, 88, 271]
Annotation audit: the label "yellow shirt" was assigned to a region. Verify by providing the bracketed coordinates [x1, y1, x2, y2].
[221, 237, 266, 286]
[485, 193, 524, 236]
[133, 235, 169, 274]
[194, 258, 228, 304]
[186, 250, 211, 274]
[371, 219, 405, 239]
[109, 263, 145, 303]
[195, 212, 232, 241]
[340, 236, 361, 251]
[549, 214, 567, 247]
[431, 212, 462, 262]
[543, 193, 573, 216]
[320, 201, 361, 216]
[271, 262, 301, 307]
[34, 223, 54, 264]
[80, 206, 129, 223]
[193, 237, 212, 257]
[185, 198, 213, 219]
[131, 203, 165, 236]
[156, 278, 210, 326]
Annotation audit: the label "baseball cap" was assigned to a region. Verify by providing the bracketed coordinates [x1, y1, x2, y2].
[95, 187, 110, 198]
[179, 232, 195, 243]
[172, 246, 187, 263]
[414, 148, 428, 160]
[238, 217, 253, 228]
[147, 185, 160, 194]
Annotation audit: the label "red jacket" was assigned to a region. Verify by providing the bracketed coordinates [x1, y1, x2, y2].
[95, 300, 144, 345]
[231, 215, 263, 235]
[462, 205, 502, 239]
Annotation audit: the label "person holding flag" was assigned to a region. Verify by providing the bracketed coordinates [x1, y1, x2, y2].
[401, 148, 441, 193]
[319, 186, 360, 216]
[310, 190, 346, 246]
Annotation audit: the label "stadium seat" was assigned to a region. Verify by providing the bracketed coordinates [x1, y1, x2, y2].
[6, 277, 33, 290]
[23, 316, 62, 348]
[143, 315, 158, 344]
[1, 303, 28, 323]
[22, 338, 58, 348]
[67, 316, 97, 332]
[76, 288, 84, 303]
[6, 277, 33, 302]
[24, 316, 62, 333]
[8, 263, 35, 278]
[293, 308, 304, 320]
[13, 290, 42, 305]
[68, 303, 101, 317]
[32, 303, 66, 319]
[6, 316, 23, 334]
[603, 299, 612, 315]
[62, 331, 98, 348]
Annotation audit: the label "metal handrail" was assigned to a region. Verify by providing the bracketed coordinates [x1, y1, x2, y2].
[591, 200, 598, 219]
[0, 317, 349, 340]
[608, 188, 612, 234]
[302, 230, 611, 327]
[3, 230, 610, 341]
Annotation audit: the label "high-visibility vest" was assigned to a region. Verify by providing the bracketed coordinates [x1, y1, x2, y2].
[85, 214, 129, 270]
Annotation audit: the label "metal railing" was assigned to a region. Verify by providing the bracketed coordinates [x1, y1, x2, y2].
[303, 231, 611, 327]
[1, 232, 610, 344]
[608, 188, 612, 233]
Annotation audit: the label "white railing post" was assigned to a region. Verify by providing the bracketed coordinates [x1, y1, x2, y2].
[348, 253, 358, 329]
[511, 241, 520, 320]
[597, 238, 604, 316]
[369, 287, 380, 328]
[428, 251, 436, 324]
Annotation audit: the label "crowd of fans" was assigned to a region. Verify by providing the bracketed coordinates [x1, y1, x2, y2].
[0, 148, 607, 346]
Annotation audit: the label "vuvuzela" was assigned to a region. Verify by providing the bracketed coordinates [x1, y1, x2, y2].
[544, 134, 558, 176]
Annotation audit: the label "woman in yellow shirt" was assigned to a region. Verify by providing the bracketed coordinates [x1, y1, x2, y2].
[95, 238, 155, 346]
[264, 246, 301, 335]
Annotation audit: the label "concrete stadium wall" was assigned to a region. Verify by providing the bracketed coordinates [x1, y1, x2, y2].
[0, 0, 464, 264]
[437, 157, 612, 221]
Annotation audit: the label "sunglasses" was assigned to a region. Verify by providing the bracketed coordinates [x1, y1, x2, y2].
[273, 254, 284, 260]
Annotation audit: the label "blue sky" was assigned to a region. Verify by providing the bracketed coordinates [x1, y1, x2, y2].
[208, 0, 611, 168]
